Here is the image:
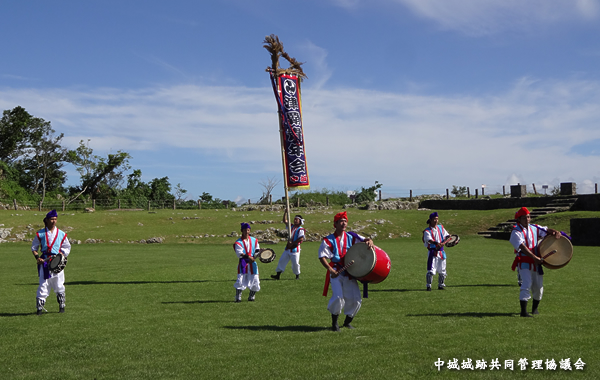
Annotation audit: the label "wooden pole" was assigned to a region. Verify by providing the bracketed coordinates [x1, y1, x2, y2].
[475, 189, 478, 199]
[503, 186, 505, 196]
[467, 187, 470, 198]
[274, 79, 293, 239]
[13, 199, 17, 210]
[410, 190, 413, 202]
[62, 200, 65, 211]
[446, 189, 449, 200]
[532, 183, 537, 195]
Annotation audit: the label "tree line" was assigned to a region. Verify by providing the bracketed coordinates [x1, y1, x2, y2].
[0, 106, 232, 208]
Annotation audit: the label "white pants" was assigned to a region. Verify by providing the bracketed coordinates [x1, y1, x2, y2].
[276, 249, 300, 275]
[328, 275, 361, 317]
[37, 269, 65, 299]
[427, 256, 447, 287]
[234, 273, 260, 292]
[518, 266, 543, 301]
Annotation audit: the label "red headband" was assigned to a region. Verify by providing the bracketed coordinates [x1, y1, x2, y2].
[334, 211, 347, 224]
[515, 207, 530, 219]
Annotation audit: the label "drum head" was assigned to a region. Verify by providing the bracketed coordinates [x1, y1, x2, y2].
[258, 248, 276, 263]
[446, 235, 460, 247]
[345, 243, 376, 278]
[49, 254, 67, 274]
[538, 236, 573, 269]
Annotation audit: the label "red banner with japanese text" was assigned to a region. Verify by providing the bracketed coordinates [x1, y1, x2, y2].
[270, 72, 310, 190]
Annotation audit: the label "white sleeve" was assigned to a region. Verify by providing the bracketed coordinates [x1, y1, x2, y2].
[509, 230, 524, 251]
[234, 242, 245, 258]
[535, 225, 548, 239]
[318, 240, 333, 259]
[60, 236, 71, 257]
[31, 235, 41, 252]
[423, 230, 433, 248]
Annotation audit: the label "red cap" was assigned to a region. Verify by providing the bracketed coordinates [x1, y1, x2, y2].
[334, 211, 348, 224]
[514, 207, 530, 219]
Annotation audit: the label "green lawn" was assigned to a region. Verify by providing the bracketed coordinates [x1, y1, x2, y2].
[1, 230, 596, 379]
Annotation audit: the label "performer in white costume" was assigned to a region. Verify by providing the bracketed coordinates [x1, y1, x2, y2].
[423, 212, 450, 291]
[271, 210, 305, 280]
[31, 210, 71, 315]
[318, 211, 373, 332]
[233, 223, 261, 302]
[510, 207, 562, 317]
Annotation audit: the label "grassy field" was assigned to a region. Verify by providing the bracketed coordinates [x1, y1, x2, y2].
[0, 208, 597, 379]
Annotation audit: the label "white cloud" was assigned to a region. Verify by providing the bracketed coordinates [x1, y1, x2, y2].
[2, 76, 600, 196]
[388, 0, 600, 35]
[297, 41, 333, 90]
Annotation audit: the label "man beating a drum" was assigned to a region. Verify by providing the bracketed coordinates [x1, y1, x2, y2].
[271, 210, 305, 280]
[423, 212, 450, 291]
[318, 211, 374, 332]
[510, 207, 562, 317]
[31, 210, 71, 315]
[233, 223, 261, 302]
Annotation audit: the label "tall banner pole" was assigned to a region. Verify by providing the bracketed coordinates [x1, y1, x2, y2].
[276, 83, 292, 234]
[264, 34, 310, 240]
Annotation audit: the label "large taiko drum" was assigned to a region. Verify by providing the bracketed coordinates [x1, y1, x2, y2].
[538, 235, 573, 270]
[345, 242, 391, 284]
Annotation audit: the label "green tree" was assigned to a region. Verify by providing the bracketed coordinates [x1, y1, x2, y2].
[67, 139, 131, 200]
[16, 130, 68, 202]
[355, 181, 383, 203]
[148, 177, 174, 201]
[0, 106, 52, 164]
[174, 183, 188, 202]
[451, 185, 467, 198]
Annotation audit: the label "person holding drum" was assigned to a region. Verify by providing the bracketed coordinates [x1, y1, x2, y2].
[423, 212, 451, 291]
[271, 210, 305, 280]
[31, 210, 71, 315]
[318, 211, 374, 332]
[233, 223, 261, 302]
[510, 207, 562, 317]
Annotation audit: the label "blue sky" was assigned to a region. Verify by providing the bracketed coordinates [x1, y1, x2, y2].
[2, 0, 600, 202]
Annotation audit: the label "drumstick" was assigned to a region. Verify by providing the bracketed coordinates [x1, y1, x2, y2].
[337, 260, 355, 274]
[542, 249, 558, 260]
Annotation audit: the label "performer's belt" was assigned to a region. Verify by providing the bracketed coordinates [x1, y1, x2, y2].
[512, 255, 537, 272]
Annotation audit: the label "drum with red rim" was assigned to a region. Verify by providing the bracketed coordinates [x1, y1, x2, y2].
[345, 242, 391, 284]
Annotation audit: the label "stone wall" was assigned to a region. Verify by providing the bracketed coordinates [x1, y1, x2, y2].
[420, 193, 600, 211]
[570, 218, 600, 246]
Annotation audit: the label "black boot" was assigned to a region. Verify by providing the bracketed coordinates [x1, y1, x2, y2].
[331, 314, 340, 332]
[271, 272, 281, 280]
[343, 315, 355, 329]
[295, 274, 300, 280]
[248, 291, 256, 302]
[532, 299, 540, 315]
[520, 300, 533, 317]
